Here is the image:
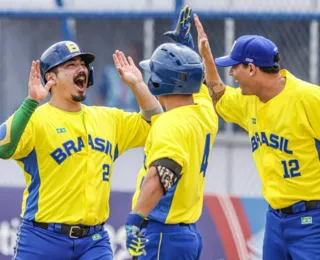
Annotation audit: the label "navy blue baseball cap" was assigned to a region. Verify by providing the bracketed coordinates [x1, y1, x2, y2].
[215, 35, 279, 67]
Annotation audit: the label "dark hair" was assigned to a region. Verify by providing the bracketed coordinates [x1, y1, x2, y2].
[242, 53, 281, 74]
[49, 66, 59, 75]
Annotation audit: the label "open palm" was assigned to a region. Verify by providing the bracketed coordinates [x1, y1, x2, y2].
[193, 14, 212, 60]
[28, 60, 55, 103]
[113, 50, 143, 88]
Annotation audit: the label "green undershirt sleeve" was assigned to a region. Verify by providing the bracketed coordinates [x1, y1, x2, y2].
[0, 98, 38, 159]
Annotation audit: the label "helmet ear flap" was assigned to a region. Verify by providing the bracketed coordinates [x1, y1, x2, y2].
[147, 73, 165, 96]
[148, 74, 161, 89]
[87, 66, 94, 87]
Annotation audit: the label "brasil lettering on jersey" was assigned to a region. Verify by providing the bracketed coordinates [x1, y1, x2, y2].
[50, 134, 115, 165]
[251, 132, 293, 154]
[251, 132, 303, 179]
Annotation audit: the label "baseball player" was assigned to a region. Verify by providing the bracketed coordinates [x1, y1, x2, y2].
[192, 13, 320, 259]
[123, 8, 219, 259]
[0, 41, 162, 259]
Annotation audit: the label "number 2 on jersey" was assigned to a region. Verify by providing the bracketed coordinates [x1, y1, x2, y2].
[200, 133, 211, 177]
[102, 164, 110, 181]
[281, 159, 301, 178]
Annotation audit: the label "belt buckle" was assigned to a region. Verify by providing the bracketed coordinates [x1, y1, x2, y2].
[69, 225, 82, 238]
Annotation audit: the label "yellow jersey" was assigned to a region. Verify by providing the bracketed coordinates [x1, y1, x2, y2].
[132, 85, 218, 223]
[216, 70, 320, 209]
[11, 103, 150, 225]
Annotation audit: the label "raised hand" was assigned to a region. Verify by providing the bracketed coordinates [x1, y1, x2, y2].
[194, 13, 225, 103]
[28, 60, 55, 103]
[164, 5, 194, 49]
[193, 13, 213, 60]
[113, 50, 144, 89]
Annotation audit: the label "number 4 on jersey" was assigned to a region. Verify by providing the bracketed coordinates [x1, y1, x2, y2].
[200, 134, 211, 177]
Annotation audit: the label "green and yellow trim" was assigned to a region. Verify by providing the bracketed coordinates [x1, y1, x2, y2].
[0, 116, 13, 146]
[0, 98, 38, 159]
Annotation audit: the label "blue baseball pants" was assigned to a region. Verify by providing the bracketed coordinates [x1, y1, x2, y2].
[263, 201, 320, 260]
[138, 220, 202, 260]
[13, 219, 113, 260]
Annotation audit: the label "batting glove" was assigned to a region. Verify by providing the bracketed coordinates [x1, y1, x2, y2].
[164, 5, 195, 49]
[125, 213, 148, 257]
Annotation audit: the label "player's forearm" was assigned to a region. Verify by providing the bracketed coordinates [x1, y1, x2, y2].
[131, 81, 159, 109]
[0, 98, 38, 159]
[201, 47, 226, 106]
[132, 167, 164, 217]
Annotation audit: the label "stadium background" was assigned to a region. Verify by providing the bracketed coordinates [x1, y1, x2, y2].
[0, 0, 319, 259]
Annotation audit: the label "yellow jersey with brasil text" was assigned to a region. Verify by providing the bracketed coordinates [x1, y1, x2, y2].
[216, 70, 320, 209]
[132, 84, 218, 224]
[9, 103, 150, 225]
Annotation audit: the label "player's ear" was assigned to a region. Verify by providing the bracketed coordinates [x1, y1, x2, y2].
[45, 72, 57, 82]
[248, 63, 256, 76]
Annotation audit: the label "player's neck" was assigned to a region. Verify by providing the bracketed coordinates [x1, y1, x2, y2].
[256, 74, 286, 103]
[164, 95, 194, 111]
[49, 96, 82, 112]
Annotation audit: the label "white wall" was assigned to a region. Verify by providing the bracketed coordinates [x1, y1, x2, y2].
[186, 0, 320, 12]
[0, 0, 57, 10]
[0, 140, 262, 196]
[0, 0, 174, 11]
[64, 0, 174, 11]
[0, 0, 318, 12]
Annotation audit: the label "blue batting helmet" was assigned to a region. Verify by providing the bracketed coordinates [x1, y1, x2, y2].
[139, 43, 203, 96]
[40, 41, 95, 87]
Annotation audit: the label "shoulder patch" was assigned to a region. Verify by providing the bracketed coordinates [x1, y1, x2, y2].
[0, 123, 7, 141]
[0, 118, 12, 146]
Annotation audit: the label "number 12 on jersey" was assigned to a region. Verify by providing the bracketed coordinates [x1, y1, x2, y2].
[200, 133, 211, 177]
[281, 159, 301, 178]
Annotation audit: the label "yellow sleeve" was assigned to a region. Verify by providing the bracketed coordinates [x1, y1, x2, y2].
[215, 86, 248, 131]
[301, 86, 320, 139]
[193, 84, 214, 108]
[147, 119, 187, 169]
[115, 109, 151, 156]
[11, 115, 35, 160]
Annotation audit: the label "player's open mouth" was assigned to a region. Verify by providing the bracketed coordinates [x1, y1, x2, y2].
[74, 75, 86, 89]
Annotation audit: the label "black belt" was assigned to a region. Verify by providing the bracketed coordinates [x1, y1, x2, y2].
[32, 221, 103, 238]
[140, 220, 188, 229]
[279, 200, 320, 215]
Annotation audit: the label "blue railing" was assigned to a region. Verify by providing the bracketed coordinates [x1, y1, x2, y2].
[0, 10, 319, 20]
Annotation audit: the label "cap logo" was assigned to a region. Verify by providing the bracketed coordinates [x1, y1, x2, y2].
[245, 58, 253, 62]
[65, 42, 80, 53]
[230, 41, 237, 52]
